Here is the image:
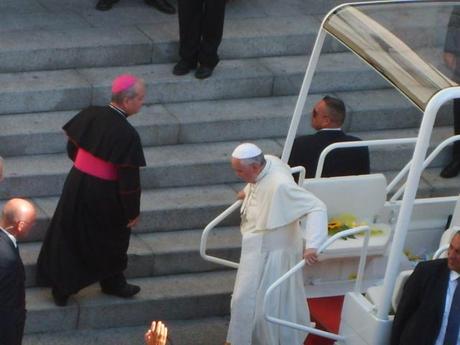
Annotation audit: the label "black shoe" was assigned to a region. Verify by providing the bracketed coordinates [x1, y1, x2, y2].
[440, 160, 460, 178]
[52, 289, 69, 307]
[144, 0, 176, 14]
[173, 60, 196, 76]
[96, 0, 119, 10]
[101, 283, 141, 298]
[195, 65, 214, 79]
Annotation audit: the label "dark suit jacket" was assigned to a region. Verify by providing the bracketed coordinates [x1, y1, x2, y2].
[288, 130, 370, 178]
[0, 229, 26, 345]
[390, 259, 450, 345]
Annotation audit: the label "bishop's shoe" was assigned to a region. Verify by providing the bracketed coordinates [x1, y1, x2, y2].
[52, 289, 69, 307]
[101, 283, 141, 298]
[144, 0, 176, 14]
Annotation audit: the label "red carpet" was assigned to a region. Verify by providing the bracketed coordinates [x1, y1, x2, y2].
[304, 296, 345, 345]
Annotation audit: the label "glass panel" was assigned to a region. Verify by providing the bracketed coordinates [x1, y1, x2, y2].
[324, 1, 460, 110]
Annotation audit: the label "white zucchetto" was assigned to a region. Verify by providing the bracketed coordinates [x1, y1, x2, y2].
[232, 143, 263, 159]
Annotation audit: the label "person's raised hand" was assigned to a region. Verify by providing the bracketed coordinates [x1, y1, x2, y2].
[145, 321, 168, 345]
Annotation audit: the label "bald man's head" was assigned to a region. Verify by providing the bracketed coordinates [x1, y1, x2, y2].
[1, 198, 36, 238]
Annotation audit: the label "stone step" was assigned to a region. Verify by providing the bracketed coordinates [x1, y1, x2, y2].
[19, 183, 240, 242]
[0, 139, 280, 198]
[21, 227, 242, 287]
[24, 270, 235, 334]
[1, 127, 455, 199]
[0, 15, 322, 73]
[23, 317, 229, 345]
[2, 89, 447, 158]
[0, 53, 389, 115]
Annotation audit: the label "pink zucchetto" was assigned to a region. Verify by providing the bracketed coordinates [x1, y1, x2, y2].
[112, 74, 138, 94]
[232, 143, 262, 159]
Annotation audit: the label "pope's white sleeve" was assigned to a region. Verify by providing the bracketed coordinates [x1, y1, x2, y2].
[301, 209, 327, 249]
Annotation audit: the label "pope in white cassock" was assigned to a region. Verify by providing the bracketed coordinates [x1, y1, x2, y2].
[225, 143, 328, 345]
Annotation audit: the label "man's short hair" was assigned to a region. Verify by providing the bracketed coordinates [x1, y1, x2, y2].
[239, 153, 266, 167]
[111, 81, 142, 104]
[322, 95, 346, 125]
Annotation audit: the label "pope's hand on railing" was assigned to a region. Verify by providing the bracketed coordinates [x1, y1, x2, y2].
[303, 248, 318, 265]
[237, 190, 246, 200]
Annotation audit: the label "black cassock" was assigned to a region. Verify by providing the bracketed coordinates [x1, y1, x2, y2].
[36, 105, 146, 296]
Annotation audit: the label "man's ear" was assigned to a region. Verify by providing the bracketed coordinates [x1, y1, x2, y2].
[16, 220, 26, 234]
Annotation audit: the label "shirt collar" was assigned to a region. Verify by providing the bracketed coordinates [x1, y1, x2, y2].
[450, 270, 460, 282]
[109, 104, 128, 118]
[0, 226, 17, 248]
[319, 128, 342, 131]
[255, 157, 271, 183]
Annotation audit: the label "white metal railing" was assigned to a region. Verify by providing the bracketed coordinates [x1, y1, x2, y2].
[315, 138, 417, 180]
[263, 225, 371, 342]
[433, 244, 449, 259]
[390, 134, 460, 201]
[200, 200, 242, 269]
[200, 166, 306, 269]
[314, 135, 460, 202]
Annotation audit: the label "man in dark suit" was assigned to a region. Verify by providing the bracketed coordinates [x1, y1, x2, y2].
[0, 198, 37, 345]
[172, 0, 226, 79]
[288, 95, 370, 178]
[391, 231, 460, 345]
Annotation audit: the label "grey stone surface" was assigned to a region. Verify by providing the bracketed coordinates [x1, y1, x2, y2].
[421, 168, 460, 197]
[0, 70, 91, 115]
[0, 139, 279, 198]
[24, 271, 234, 332]
[339, 89, 423, 132]
[21, 226, 241, 287]
[0, 12, 88, 32]
[23, 317, 229, 345]
[0, 105, 178, 157]
[262, 53, 391, 97]
[21, 183, 239, 240]
[166, 96, 311, 144]
[136, 185, 239, 232]
[78, 58, 274, 105]
[0, 27, 152, 72]
[25, 287, 79, 333]
[75, 271, 234, 329]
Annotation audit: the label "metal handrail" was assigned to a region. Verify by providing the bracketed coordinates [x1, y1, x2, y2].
[263, 225, 371, 342]
[200, 166, 306, 269]
[200, 200, 242, 269]
[433, 244, 449, 259]
[314, 138, 417, 183]
[390, 134, 460, 201]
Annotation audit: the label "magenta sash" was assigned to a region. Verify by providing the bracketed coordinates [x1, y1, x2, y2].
[74, 148, 118, 181]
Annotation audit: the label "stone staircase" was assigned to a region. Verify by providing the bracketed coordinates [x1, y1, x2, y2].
[1, 0, 459, 344]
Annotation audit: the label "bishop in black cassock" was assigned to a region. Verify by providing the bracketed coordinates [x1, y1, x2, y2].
[36, 75, 146, 306]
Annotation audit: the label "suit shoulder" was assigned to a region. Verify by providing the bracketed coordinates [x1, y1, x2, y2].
[414, 259, 447, 276]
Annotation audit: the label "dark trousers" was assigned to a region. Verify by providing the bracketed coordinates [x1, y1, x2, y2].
[177, 0, 226, 68]
[0, 309, 25, 345]
[454, 98, 460, 160]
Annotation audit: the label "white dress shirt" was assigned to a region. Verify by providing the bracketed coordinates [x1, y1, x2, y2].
[0, 226, 17, 248]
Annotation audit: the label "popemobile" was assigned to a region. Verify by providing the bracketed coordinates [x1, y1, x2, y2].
[201, 1, 460, 344]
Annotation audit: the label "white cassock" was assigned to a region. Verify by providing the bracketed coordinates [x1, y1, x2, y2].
[226, 155, 327, 345]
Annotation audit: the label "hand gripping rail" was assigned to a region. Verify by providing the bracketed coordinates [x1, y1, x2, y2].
[200, 166, 306, 269]
[263, 225, 371, 342]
